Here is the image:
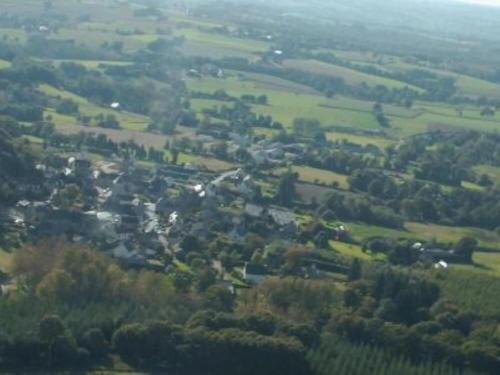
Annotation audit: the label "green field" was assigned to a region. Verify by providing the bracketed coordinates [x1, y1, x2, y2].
[473, 165, 500, 186]
[288, 166, 350, 189]
[50, 59, 133, 69]
[341, 221, 500, 250]
[39, 84, 150, 131]
[330, 240, 386, 261]
[0, 59, 11, 69]
[175, 28, 270, 54]
[188, 76, 380, 129]
[326, 131, 395, 149]
[283, 59, 424, 92]
[383, 60, 500, 99]
[0, 27, 26, 42]
[0, 248, 13, 272]
[188, 72, 500, 137]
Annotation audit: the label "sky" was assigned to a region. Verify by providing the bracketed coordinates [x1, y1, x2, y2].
[459, 0, 500, 6]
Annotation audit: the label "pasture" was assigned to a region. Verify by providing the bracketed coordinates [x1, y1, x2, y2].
[330, 241, 386, 261]
[473, 165, 500, 186]
[282, 59, 424, 92]
[188, 75, 380, 129]
[0, 59, 11, 69]
[288, 166, 349, 189]
[339, 221, 500, 250]
[39, 84, 150, 131]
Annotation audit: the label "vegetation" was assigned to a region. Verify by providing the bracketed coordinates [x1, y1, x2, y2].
[1, 0, 500, 373]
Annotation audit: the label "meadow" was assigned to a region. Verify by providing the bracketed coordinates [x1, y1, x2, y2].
[188, 72, 500, 138]
[473, 165, 500, 186]
[286, 166, 350, 189]
[282, 59, 424, 92]
[0, 59, 11, 69]
[39, 84, 150, 131]
[188, 75, 380, 129]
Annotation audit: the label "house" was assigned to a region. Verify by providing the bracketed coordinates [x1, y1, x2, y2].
[69, 157, 91, 179]
[243, 263, 267, 285]
[239, 175, 256, 199]
[245, 203, 264, 218]
[268, 208, 296, 226]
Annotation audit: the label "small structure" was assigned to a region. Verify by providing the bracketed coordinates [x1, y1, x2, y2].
[243, 263, 267, 285]
[110, 102, 121, 109]
[434, 260, 449, 269]
[245, 203, 264, 218]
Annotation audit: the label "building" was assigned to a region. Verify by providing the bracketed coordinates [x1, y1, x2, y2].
[243, 263, 267, 285]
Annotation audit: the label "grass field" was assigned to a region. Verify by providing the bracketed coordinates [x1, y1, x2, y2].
[0, 27, 26, 42]
[0, 59, 11, 69]
[473, 165, 500, 186]
[50, 59, 133, 69]
[283, 59, 424, 92]
[0, 248, 13, 272]
[431, 269, 500, 316]
[383, 60, 500, 99]
[326, 131, 395, 149]
[174, 28, 270, 54]
[39, 84, 150, 131]
[340, 221, 500, 250]
[189, 72, 500, 137]
[288, 166, 350, 189]
[188, 76, 380, 129]
[330, 240, 386, 261]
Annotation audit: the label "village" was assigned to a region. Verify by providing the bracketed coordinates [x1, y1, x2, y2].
[4, 147, 321, 288]
[3, 142, 464, 293]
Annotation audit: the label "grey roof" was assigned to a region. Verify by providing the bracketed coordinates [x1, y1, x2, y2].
[245, 203, 264, 218]
[244, 263, 267, 275]
[268, 208, 296, 226]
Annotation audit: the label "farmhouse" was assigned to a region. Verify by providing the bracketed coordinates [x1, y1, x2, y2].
[243, 263, 268, 285]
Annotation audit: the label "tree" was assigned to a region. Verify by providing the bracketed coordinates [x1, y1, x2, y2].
[53, 184, 83, 210]
[197, 267, 216, 292]
[347, 258, 362, 281]
[203, 285, 235, 312]
[82, 328, 109, 359]
[456, 237, 477, 263]
[171, 148, 179, 164]
[39, 315, 66, 369]
[275, 169, 297, 207]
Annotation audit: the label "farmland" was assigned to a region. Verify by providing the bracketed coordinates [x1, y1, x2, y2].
[38, 84, 150, 131]
[283, 59, 424, 92]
